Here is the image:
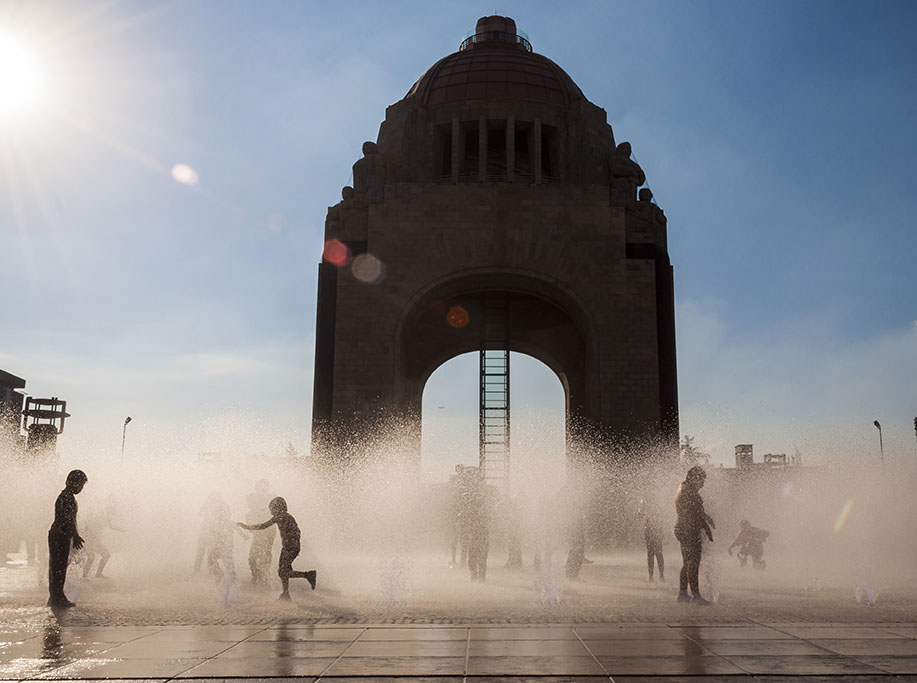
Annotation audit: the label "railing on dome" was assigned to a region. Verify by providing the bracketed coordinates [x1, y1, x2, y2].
[460, 31, 533, 52]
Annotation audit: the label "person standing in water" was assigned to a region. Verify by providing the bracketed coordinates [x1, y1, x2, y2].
[245, 480, 276, 586]
[237, 496, 316, 601]
[81, 501, 125, 579]
[47, 470, 87, 608]
[674, 466, 714, 605]
[638, 498, 665, 582]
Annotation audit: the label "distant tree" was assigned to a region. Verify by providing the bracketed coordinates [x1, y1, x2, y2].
[680, 435, 710, 466]
[285, 441, 298, 459]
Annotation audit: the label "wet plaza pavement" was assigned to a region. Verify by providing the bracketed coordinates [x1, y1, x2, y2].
[3, 621, 917, 681]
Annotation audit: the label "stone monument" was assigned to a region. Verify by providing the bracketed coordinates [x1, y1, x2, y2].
[312, 16, 677, 464]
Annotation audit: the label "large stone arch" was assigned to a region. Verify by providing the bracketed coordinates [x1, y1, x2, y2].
[394, 270, 593, 446]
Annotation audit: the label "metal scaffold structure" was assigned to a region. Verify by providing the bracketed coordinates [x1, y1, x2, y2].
[479, 294, 510, 494]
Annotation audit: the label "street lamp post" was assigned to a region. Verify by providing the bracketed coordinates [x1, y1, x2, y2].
[873, 420, 884, 472]
[121, 416, 132, 458]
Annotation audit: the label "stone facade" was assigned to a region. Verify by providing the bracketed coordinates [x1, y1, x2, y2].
[312, 16, 677, 463]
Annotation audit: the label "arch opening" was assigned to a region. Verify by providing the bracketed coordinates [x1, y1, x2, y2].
[421, 351, 566, 498]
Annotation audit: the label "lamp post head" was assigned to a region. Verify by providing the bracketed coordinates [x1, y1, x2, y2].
[124, 416, 132, 425]
[873, 420, 881, 430]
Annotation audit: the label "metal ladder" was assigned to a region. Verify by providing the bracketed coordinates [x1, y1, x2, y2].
[479, 294, 510, 494]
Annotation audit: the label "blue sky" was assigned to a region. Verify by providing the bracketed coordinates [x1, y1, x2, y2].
[1, 1, 915, 471]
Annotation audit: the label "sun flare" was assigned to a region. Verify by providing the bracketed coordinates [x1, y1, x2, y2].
[0, 33, 45, 122]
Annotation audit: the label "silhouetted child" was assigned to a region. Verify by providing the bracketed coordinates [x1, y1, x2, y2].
[245, 480, 276, 585]
[638, 498, 665, 582]
[81, 502, 125, 579]
[207, 496, 241, 581]
[674, 466, 714, 606]
[47, 470, 87, 608]
[194, 492, 224, 574]
[729, 519, 769, 569]
[237, 496, 315, 601]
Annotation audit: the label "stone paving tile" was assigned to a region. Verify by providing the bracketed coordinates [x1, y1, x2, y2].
[217, 639, 351, 658]
[316, 678, 462, 683]
[468, 639, 591, 657]
[322, 656, 466, 676]
[722, 654, 885, 675]
[47, 629, 159, 642]
[695, 638, 832, 655]
[574, 626, 688, 640]
[181, 679, 313, 683]
[357, 627, 468, 640]
[612, 678, 755, 683]
[344, 639, 466, 657]
[247, 627, 364, 641]
[24, 679, 167, 683]
[811, 638, 917, 655]
[581, 639, 707, 657]
[99, 640, 232, 658]
[35, 656, 204, 679]
[135, 628, 264, 642]
[853, 656, 917, 674]
[0, 640, 115, 660]
[0, 656, 72, 680]
[750, 677, 898, 683]
[469, 627, 577, 640]
[466, 678, 610, 683]
[596, 655, 745, 676]
[673, 625, 789, 640]
[176, 656, 337, 678]
[465, 655, 606, 676]
[774, 626, 906, 639]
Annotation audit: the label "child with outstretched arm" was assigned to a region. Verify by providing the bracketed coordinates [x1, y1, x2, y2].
[237, 496, 316, 601]
[48, 469, 87, 608]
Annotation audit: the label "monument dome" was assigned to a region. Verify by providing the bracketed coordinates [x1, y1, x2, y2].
[406, 16, 584, 107]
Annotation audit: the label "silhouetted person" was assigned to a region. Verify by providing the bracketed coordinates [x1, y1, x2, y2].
[81, 502, 124, 579]
[206, 494, 238, 581]
[448, 465, 472, 568]
[639, 498, 665, 582]
[245, 479, 276, 585]
[464, 472, 489, 582]
[504, 495, 524, 570]
[47, 470, 87, 608]
[238, 496, 316, 601]
[674, 465, 714, 605]
[729, 519, 769, 569]
[194, 491, 224, 574]
[563, 482, 588, 580]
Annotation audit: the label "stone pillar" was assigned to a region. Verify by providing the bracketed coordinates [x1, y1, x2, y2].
[479, 116, 487, 182]
[506, 115, 514, 183]
[533, 117, 542, 184]
[451, 116, 460, 184]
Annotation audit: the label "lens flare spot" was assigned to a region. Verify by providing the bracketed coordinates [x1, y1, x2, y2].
[447, 305, 469, 328]
[352, 253, 385, 284]
[171, 163, 199, 186]
[323, 239, 352, 267]
[778, 481, 793, 497]
[267, 212, 286, 233]
[833, 499, 853, 533]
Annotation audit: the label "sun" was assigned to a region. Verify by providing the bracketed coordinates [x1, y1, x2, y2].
[0, 33, 45, 122]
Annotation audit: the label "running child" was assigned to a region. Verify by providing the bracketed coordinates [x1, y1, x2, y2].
[237, 496, 316, 601]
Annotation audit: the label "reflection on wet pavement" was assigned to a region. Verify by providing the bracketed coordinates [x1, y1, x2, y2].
[0, 621, 914, 678]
